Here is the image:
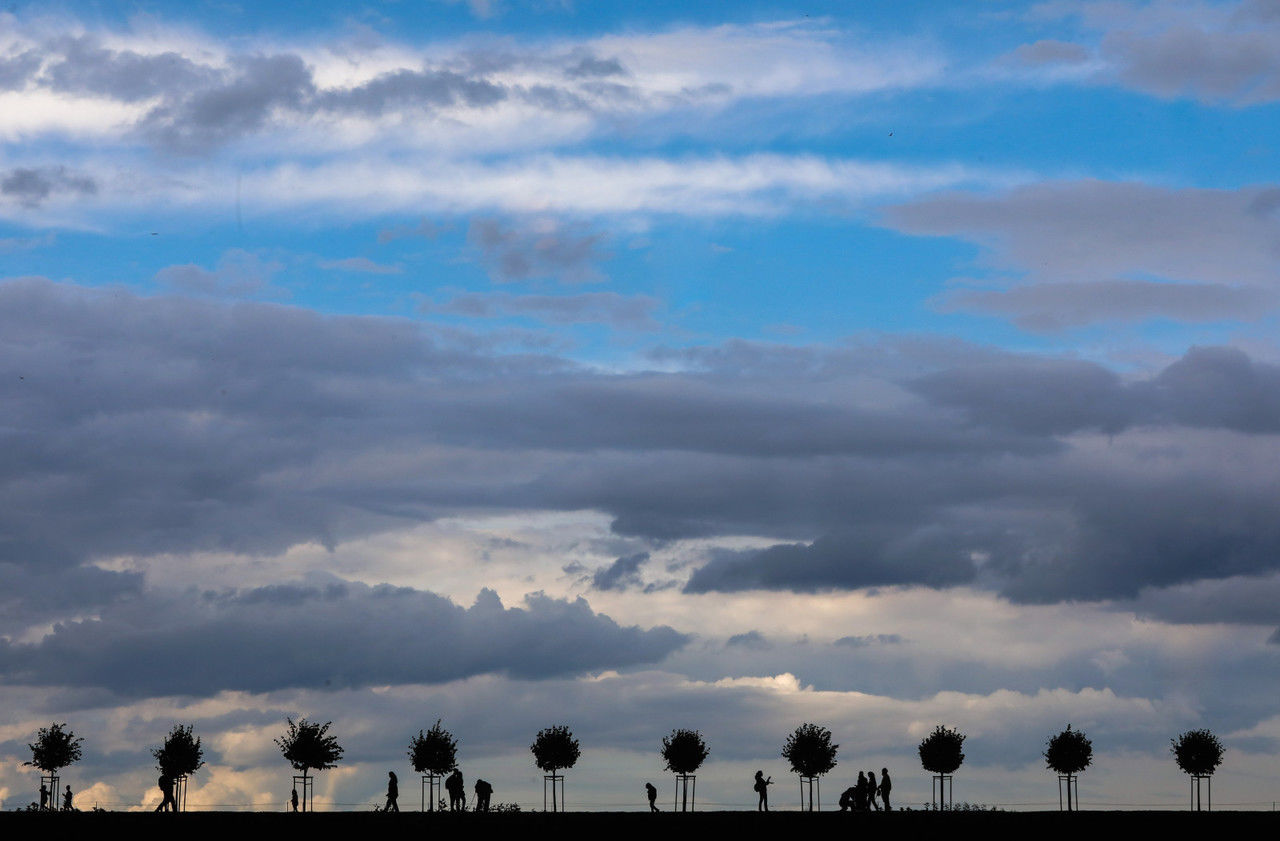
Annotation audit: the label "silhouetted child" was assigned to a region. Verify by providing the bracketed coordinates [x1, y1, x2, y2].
[385, 771, 399, 812]
[62, 785, 73, 811]
[291, 787, 299, 812]
[753, 770, 772, 811]
[474, 779, 492, 812]
[39, 783, 49, 811]
[838, 786, 856, 811]
[645, 782, 658, 812]
[867, 772, 880, 811]
[879, 767, 892, 811]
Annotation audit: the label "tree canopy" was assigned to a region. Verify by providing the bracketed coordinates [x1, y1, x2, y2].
[1044, 724, 1093, 775]
[660, 729, 710, 774]
[275, 717, 343, 776]
[409, 720, 458, 776]
[918, 725, 966, 774]
[153, 724, 205, 777]
[25, 723, 83, 773]
[781, 723, 838, 777]
[531, 725, 581, 774]
[1172, 729, 1224, 777]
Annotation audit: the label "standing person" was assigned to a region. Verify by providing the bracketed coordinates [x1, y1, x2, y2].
[155, 773, 177, 812]
[854, 771, 867, 811]
[753, 770, 773, 811]
[385, 771, 399, 812]
[645, 782, 659, 812]
[39, 783, 49, 811]
[474, 779, 492, 812]
[879, 768, 892, 812]
[291, 788, 299, 812]
[866, 772, 880, 811]
[62, 785, 74, 811]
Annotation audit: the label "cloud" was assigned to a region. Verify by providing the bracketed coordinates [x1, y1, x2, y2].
[318, 257, 403, 275]
[377, 219, 441, 244]
[886, 180, 1280, 326]
[591, 552, 650, 591]
[725, 630, 771, 649]
[467, 217, 610, 283]
[0, 166, 97, 208]
[0, 581, 687, 697]
[935, 279, 1277, 330]
[1027, 0, 1280, 105]
[155, 249, 284, 297]
[425, 291, 661, 330]
[9, 279, 1280, 608]
[685, 531, 983, 594]
[833, 633, 904, 647]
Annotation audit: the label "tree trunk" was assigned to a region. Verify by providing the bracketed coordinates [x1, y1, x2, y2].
[552, 771, 558, 812]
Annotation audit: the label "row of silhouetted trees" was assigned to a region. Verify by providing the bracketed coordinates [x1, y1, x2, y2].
[21, 720, 1226, 810]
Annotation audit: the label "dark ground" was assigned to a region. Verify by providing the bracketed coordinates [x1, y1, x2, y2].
[2, 810, 1275, 840]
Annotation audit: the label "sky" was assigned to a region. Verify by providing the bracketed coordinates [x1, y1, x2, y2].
[2, 0, 1280, 813]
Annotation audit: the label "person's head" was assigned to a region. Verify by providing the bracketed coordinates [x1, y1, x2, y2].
[882, 768, 888, 775]
[755, 770, 763, 778]
[858, 771, 865, 779]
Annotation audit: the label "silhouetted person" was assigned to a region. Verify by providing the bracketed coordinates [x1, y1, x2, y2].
[291, 788, 299, 812]
[879, 767, 892, 812]
[155, 773, 177, 812]
[385, 771, 399, 812]
[39, 783, 49, 811]
[753, 770, 772, 811]
[854, 771, 868, 811]
[866, 772, 880, 811]
[839, 786, 856, 811]
[62, 785, 73, 811]
[474, 779, 492, 812]
[645, 782, 658, 812]
[446, 769, 465, 811]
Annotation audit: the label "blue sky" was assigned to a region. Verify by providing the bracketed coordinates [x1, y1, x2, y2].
[3, 0, 1280, 813]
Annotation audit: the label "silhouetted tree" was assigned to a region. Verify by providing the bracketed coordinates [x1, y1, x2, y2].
[781, 723, 837, 811]
[1172, 729, 1223, 811]
[1044, 724, 1092, 811]
[275, 717, 343, 811]
[25, 723, 83, 775]
[153, 724, 205, 778]
[409, 720, 458, 811]
[1171, 729, 1224, 776]
[661, 729, 709, 811]
[409, 720, 458, 776]
[919, 725, 966, 774]
[531, 725, 580, 812]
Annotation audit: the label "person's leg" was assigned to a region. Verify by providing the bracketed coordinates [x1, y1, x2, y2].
[884, 793, 891, 812]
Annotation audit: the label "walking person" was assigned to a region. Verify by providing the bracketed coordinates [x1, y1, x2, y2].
[879, 767, 892, 812]
[753, 770, 773, 811]
[385, 771, 399, 812]
[62, 785, 74, 811]
[645, 782, 659, 812]
[866, 771, 880, 811]
[155, 773, 177, 812]
[39, 783, 49, 811]
[291, 788, 299, 812]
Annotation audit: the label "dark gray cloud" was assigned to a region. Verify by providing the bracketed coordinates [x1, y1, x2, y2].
[885, 181, 1280, 289]
[591, 552, 650, 591]
[141, 53, 315, 153]
[936, 279, 1277, 331]
[467, 217, 611, 284]
[0, 166, 97, 208]
[426, 291, 661, 330]
[563, 54, 626, 79]
[42, 35, 218, 102]
[0, 580, 687, 696]
[833, 633, 904, 647]
[154, 249, 284, 297]
[8, 279, 1280, 611]
[685, 531, 983, 594]
[0, 48, 40, 89]
[316, 67, 506, 116]
[725, 630, 770, 649]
